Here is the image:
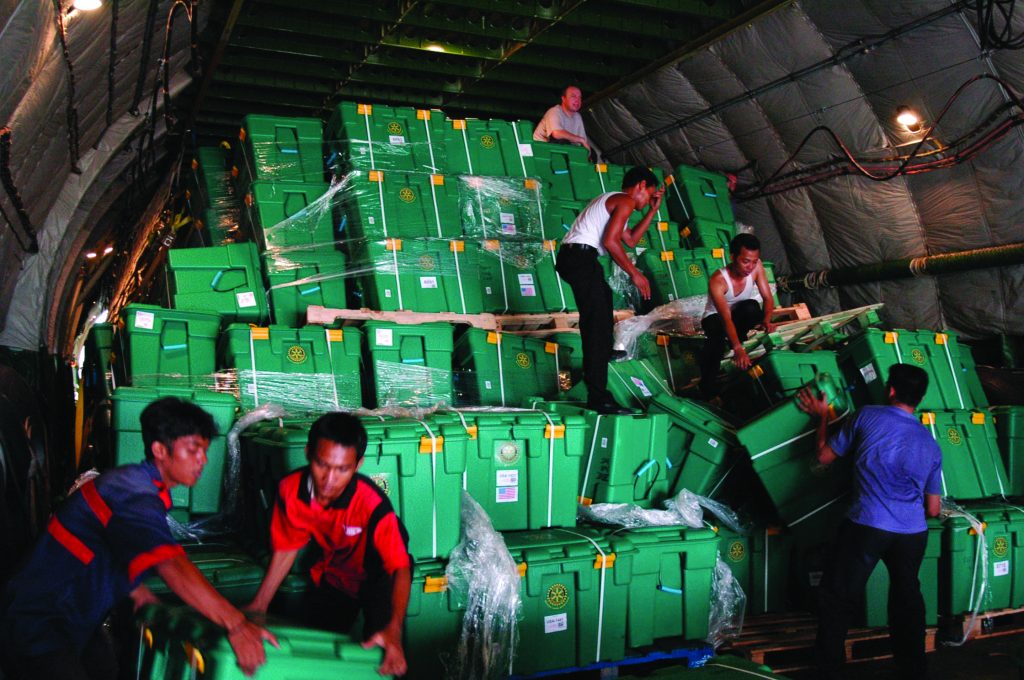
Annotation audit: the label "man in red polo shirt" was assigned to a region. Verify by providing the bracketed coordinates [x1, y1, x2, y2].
[246, 412, 411, 677]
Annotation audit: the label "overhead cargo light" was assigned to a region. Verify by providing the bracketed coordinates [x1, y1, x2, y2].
[424, 44, 446, 53]
[103, 245, 114, 255]
[895, 105, 923, 133]
[73, 0, 103, 9]
[85, 251, 97, 259]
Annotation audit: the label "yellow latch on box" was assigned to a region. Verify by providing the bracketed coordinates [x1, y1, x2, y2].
[544, 424, 565, 439]
[357, 103, 372, 115]
[884, 332, 899, 344]
[483, 239, 500, 251]
[369, 170, 384, 183]
[543, 240, 557, 252]
[416, 109, 431, 120]
[517, 563, 528, 577]
[748, 364, 764, 378]
[524, 179, 539, 190]
[596, 163, 608, 173]
[578, 496, 593, 505]
[972, 412, 986, 425]
[464, 425, 478, 440]
[661, 251, 675, 262]
[545, 342, 558, 354]
[594, 553, 616, 569]
[250, 327, 270, 341]
[327, 329, 344, 342]
[424, 575, 448, 593]
[385, 238, 402, 251]
[713, 248, 725, 259]
[656, 334, 670, 347]
[487, 332, 501, 344]
[238, 128, 246, 142]
[658, 221, 669, 232]
[431, 174, 445, 186]
[664, 174, 675, 186]
[920, 413, 936, 425]
[969, 522, 988, 535]
[935, 333, 948, 345]
[450, 240, 465, 253]
[419, 436, 444, 454]
[452, 119, 467, 130]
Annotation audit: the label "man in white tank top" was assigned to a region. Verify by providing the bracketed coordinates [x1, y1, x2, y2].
[556, 167, 663, 414]
[698, 233, 776, 399]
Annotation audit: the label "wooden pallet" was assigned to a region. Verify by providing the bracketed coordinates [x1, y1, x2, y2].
[960, 606, 1024, 641]
[496, 309, 634, 336]
[305, 305, 499, 330]
[722, 613, 937, 673]
[772, 303, 813, 324]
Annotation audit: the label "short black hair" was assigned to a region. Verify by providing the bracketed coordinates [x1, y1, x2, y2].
[562, 84, 581, 97]
[887, 363, 930, 407]
[307, 412, 368, 462]
[140, 397, 217, 462]
[729, 233, 761, 257]
[622, 167, 658, 191]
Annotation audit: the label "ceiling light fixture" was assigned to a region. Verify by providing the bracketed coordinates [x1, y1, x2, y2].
[103, 245, 114, 255]
[72, 0, 103, 10]
[85, 251, 97, 259]
[895, 105, 923, 133]
[424, 44, 446, 53]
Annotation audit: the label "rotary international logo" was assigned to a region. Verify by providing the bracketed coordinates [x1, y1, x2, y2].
[728, 541, 746, 562]
[516, 352, 531, 368]
[399, 187, 416, 203]
[545, 583, 569, 609]
[947, 428, 962, 445]
[994, 536, 1009, 557]
[688, 264, 702, 278]
[419, 255, 435, 270]
[480, 134, 496, 149]
[497, 442, 520, 465]
[911, 348, 926, 364]
[286, 345, 307, 364]
[371, 474, 391, 496]
[387, 122, 404, 135]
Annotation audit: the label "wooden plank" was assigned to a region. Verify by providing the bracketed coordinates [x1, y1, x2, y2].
[305, 305, 498, 329]
[961, 606, 1024, 640]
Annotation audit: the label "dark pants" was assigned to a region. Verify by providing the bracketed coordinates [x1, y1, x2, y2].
[555, 244, 614, 405]
[1, 625, 118, 680]
[698, 299, 763, 398]
[816, 520, 929, 680]
[305, 576, 393, 641]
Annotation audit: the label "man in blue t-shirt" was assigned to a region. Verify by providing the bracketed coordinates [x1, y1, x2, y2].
[798, 363, 942, 680]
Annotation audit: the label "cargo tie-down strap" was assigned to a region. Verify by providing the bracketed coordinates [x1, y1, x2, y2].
[942, 503, 987, 647]
[579, 414, 605, 503]
[416, 419, 442, 559]
[553, 528, 612, 664]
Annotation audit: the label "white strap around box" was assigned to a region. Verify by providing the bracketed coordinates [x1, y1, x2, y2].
[554, 528, 608, 664]
[415, 419, 441, 559]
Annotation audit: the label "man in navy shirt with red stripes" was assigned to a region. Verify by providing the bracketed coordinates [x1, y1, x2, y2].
[246, 412, 411, 677]
[0, 397, 276, 680]
[799, 363, 943, 680]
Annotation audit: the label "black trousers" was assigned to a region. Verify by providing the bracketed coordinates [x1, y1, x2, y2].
[1, 625, 118, 680]
[305, 576, 393, 641]
[698, 298, 763, 398]
[816, 520, 929, 680]
[555, 245, 614, 405]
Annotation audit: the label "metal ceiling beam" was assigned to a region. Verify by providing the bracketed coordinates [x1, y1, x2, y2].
[564, 5, 706, 40]
[607, 0, 740, 20]
[588, 0, 794, 109]
[502, 46, 644, 75]
[187, 0, 247, 126]
[379, 33, 507, 59]
[365, 49, 483, 78]
[228, 32, 364, 62]
[407, 0, 564, 20]
[213, 68, 336, 94]
[235, 8, 380, 43]
[400, 6, 534, 41]
[253, 0, 394, 22]
[219, 52, 347, 81]
[531, 27, 668, 61]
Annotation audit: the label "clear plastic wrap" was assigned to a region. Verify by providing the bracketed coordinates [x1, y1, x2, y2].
[168, 403, 288, 541]
[579, 488, 743, 532]
[706, 552, 747, 648]
[940, 498, 987, 647]
[457, 175, 543, 242]
[445, 490, 522, 680]
[370, 360, 455, 409]
[614, 295, 713, 358]
[188, 146, 243, 245]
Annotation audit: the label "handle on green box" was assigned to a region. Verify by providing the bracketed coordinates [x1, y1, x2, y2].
[209, 268, 247, 292]
[657, 585, 683, 595]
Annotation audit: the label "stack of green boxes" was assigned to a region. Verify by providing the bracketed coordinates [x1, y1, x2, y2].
[187, 146, 242, 245]
[453, 329, 562, 406]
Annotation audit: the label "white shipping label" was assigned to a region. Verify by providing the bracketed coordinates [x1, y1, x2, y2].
[500, 212, 516, 224]
[389, 135, 406, 145]
[808, 570, 823, 587]
[496, 470, 519, 486]
[368, 216, 376, 225]
[860, 364, 878, 384]
[420, 276, 439, 289]
[501, 223, 517, 235]
[544, 614, 568, 634]
[518, 273, 535, 285]
[236, 291, 257, 308]
[384, 289, 392, 298]
[600, 437, 608, 449]
[375, 328, 394, 347]
[994, 560, 1010, 577]
[631, 376, 652, 397]
[518, 143, 534, 157]
[246, 383, 257, 395]
[708, 438, 719, 448]
[134, 310, 155, 330]
[496, 486, 519, 503]
[484, 380, 493, 390]
[485, 286, 493, 294]
[520, 285, 537, 297]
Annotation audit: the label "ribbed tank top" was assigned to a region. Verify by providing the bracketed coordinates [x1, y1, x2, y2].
[702, 267, 763, 318]
[562, 192, 620, 256]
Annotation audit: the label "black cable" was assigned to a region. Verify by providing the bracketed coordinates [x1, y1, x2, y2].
[130, 0, 160, 116]
[737, 74, 1024, 199]
[50, 0, 82, 173]
[0, 128, 39, 254]
[106, 0, 119, 130]
[976, 0, 1024, 50]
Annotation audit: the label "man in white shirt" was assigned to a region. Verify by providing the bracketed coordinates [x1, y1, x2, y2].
[555, 167, 662, 414]
[534, 85, 595, 160]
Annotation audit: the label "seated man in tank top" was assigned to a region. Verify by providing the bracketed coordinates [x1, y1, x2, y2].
[556, 167, 663, 415]
[698, 233, 776, 400]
